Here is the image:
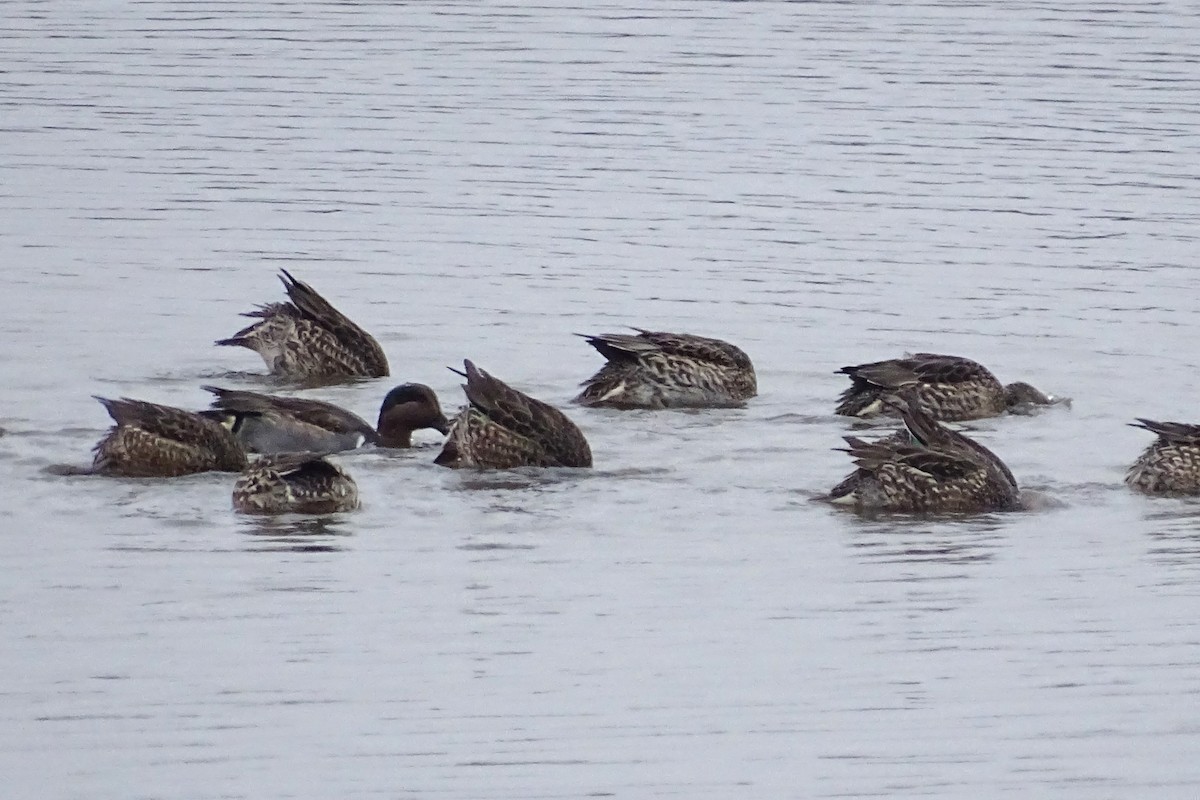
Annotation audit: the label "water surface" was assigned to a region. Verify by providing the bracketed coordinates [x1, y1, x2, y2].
[3, 2, 1200, 797]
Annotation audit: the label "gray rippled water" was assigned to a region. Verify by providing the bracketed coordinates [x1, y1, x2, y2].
[2, 2, 1199, 798]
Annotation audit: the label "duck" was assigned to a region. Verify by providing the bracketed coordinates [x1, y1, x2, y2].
[829, 393, 1020, 513]
[216, 270, 389, 382]
[1125, 419, 1200, 494]
[89, 396, 248, 477]
[574, 329, 756, 409]
[835, 352, 1061, 421]
[435, 360, 592, 469]
[203, 383, 449, 454]
[232, 452, 360, 514]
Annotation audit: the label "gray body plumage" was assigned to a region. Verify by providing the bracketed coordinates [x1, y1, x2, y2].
[204, 386, 377, 454]
[204, 383, 448, 454]
[574, 330, 756, 409]
[1125, 419, 1200, 494]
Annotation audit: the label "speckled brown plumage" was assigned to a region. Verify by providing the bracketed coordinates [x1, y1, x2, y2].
[1125, 419, 1200, 494]
[835, 352, 1058, 421]
[436, 360, 592, 469]
[90, 396, 248, 477]
[216, 270, 388, 381]
[574, 329, 757, 409]
[232, 453, 360, 514]
[829, 397, 1019, 513]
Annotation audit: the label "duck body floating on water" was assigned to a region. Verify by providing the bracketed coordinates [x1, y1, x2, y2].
[1125, 418, 1200, 495]
[204, 383, 448, 454]
[90, 396, 248, 477]
[437, 360, 592, 469]
[574, 329, 756, 409]
[233, 452, 360, 514]
[835, 352, 1061, 421]
[216, 270, 389, 382]
[829, 394, 1020, 513]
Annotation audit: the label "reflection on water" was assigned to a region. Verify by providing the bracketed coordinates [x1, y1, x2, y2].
[237, 514, 355, 553]
[1142, 502, 1200, 569]
[4, 0, 1200, 798]
[843, 517, 1005, 566]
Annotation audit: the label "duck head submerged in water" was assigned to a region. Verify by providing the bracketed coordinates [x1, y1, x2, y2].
[835, 352, 1065, 421]
[215, 270, 389, 382]
[574, 329, 756, 409]
[436, 360, 592, 469]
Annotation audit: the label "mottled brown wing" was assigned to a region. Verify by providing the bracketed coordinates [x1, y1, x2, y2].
[93, 396, 247, 474]
[906, 353, 997, 386]
[586, 330, 751, 371]
[98, 397, 235, 450]
[633, 330, 753, 370]
[214, 302, 300, 347]
[894, 397, 1016, 488]
[838, 358, 921, 390]
[279, 270, 388, 377]
[461, 361, 591, 467]
[1131, 418, 1200, 445]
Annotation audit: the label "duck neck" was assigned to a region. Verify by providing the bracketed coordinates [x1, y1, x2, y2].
[376, 422, 413, 448]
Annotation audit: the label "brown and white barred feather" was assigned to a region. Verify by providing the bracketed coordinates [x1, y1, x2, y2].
[575, 330, 756, 409]
[437, 360, 592, 469]
[1125, 419, 1200, 494]
[232, 453, 360, 514]
[91, 397, 247, 477]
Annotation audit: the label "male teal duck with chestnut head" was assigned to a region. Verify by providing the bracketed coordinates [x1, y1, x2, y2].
[204, 383, 449, 454]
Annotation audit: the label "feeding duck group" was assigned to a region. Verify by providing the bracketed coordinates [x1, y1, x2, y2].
[76, 270, 1197, 515]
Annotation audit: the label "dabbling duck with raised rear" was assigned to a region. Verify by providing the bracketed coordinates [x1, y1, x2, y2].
[835, 352, 1062, 421]
[216, 270, 389, 382]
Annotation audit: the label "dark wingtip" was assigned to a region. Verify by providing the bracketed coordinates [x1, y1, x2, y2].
[461, 360, 487, 383]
